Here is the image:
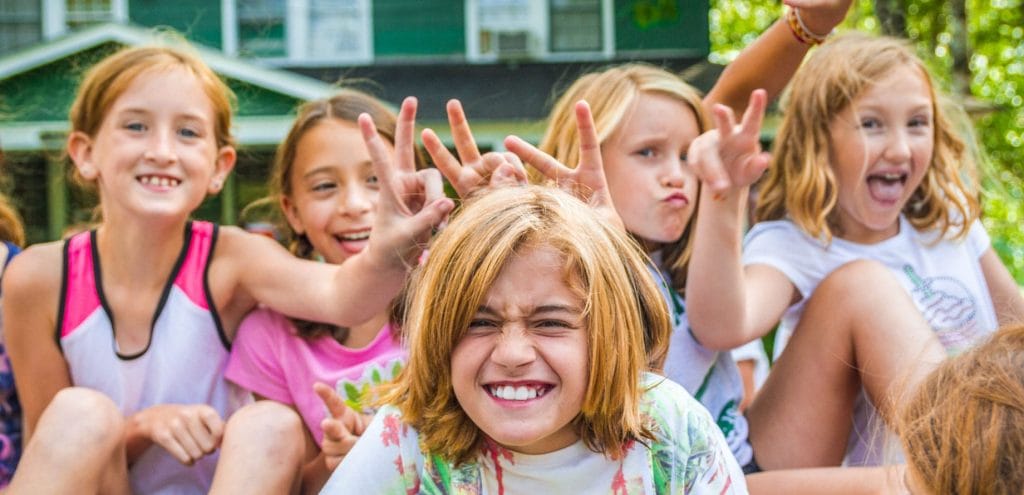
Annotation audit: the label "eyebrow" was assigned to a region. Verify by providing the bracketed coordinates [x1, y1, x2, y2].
[116, 107, 210, 123]
[475, 304, 583, 316]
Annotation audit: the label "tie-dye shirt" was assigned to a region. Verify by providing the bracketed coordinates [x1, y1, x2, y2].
[0, 241, 22, 487]
[321, 373, 747, 494]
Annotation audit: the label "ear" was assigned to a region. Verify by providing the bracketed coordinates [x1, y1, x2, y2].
[208, 145, 237, 194]
[279, 194, 305, 236]
[66, 131, 99, 180]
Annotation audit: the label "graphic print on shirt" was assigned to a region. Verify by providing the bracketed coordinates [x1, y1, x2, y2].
[902, 264, 981, 354]
[335, 357, 405, 414]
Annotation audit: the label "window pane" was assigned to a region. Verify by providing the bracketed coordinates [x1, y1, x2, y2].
[238, 0, 286, 58]
[550, 0, 601, 52]
[0, 0, 42, 54]
[65, 0, 114, 28]
[308, 0, 367, 60]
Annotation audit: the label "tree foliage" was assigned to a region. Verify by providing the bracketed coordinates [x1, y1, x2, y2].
[710, 0, 1024, 284]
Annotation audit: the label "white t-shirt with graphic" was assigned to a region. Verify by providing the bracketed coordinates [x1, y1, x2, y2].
[321, 373, 748, 494]
[743, 216, 997, 465]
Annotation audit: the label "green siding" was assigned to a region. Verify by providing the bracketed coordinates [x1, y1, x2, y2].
[128, 0, 223, 49]
[614, 0, 709, 54]
[373, 0, 465, 57]
[0, 43, 302, 124]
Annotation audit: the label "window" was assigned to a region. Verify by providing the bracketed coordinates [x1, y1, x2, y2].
[0, 0, 42, 54]
[64, 0, 114, 28]
[549, 0, 601, 52]
[237, 0, 286, 58]
[307, 0, 370, 61]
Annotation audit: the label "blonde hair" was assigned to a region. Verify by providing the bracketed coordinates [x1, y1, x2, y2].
[382, 185, 671, 465]
[898, 323, 1024, 494]
[69, 43, 236, 185]
[250, 88, 420, 340]
[0, 194, 24, 247]
[536, 64, 708, 292]
[757, 33, 980, 242]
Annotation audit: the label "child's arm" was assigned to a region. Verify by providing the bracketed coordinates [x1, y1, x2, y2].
[423, 99, 528, 198]
[686, 91, 797, 350]
[2, 243, 72, 443]
[704, 0, 851, 115]
[979, 248, 1024, 326]
[224, 98, 453, 332]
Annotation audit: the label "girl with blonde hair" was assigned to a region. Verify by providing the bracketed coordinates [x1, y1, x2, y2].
[322, 185, 746, 493]
[686, 32, 1024, 470]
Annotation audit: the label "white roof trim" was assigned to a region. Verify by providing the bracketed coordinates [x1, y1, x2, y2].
[1, 116, 298, 151]
[0, 23, 334, 101]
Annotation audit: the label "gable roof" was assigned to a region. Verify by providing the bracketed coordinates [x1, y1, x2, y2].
[0, 23, 335, 151]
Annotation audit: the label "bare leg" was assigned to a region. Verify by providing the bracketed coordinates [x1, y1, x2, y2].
[6, 388, 130, 495]
[747, 260, 945, 469]
[209, 401, 306, 495]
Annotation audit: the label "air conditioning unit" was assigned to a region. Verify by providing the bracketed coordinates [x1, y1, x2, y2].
[495, 30, 530, 57]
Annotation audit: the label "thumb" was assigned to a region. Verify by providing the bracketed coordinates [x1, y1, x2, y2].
[406, 198, 454, 237]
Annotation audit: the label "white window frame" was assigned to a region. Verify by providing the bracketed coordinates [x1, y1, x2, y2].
[224, 0, 372, 67]
[465, 0, 612, 63]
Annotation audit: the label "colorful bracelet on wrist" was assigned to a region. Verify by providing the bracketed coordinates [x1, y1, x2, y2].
[786, 7, 830, 46]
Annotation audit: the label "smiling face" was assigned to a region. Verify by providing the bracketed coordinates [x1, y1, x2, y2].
[827, 66, 934, 244]
[70, 66, 233, 223]
[450, 244, 588, 455]
[281, 119, 385, 264]
[601, 92, 701, 251]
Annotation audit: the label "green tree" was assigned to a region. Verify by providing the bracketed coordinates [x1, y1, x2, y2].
[709, 0, 1024, 284]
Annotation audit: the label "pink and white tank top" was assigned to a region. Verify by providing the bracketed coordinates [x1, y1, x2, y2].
[57, 221, 250, 495]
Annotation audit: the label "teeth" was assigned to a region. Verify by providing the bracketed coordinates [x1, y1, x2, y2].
[139, 176, 180, 187]
[489, 385, 543, 401]
[339, 232, 370, 241]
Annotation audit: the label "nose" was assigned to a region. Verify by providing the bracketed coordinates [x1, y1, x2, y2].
[338, 186, 373, 217]
[883, 128, 912, 163]
[661, 157, 687, 188]
[490, 328, 537, 370]
[144, 127, 178, 165]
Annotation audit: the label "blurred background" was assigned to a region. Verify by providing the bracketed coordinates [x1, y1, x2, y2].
[0, 0, 1020, 283]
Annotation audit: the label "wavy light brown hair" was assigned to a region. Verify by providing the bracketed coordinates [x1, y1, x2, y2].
[381, 185, 671, 465]
[0, 194, 24, 247]
[68, 43, 236, 187]
[898, 323, 1024, 494]
[253, 89, 422, 340]
[536, 63, 709, 292]
[757, 33, 980, 242]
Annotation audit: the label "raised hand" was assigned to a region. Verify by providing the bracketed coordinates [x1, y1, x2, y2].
[688, 89, 771, 196]
[314, 382, 370, 471]
[422, 99, 527, 198]
[133, 404, 224, 466]
[504, 100, 622, 228]
[360, 97, 454, 268]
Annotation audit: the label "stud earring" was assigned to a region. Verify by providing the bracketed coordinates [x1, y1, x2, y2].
[211, 179, 222, 190]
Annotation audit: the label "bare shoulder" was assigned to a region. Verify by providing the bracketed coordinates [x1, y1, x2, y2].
[2, 241, 64, 337]
[2, 241, 64, 297]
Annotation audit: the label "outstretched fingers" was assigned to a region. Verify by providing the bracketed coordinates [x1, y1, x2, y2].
[447, 99, 483, 166]
[504, 135, 571, 183]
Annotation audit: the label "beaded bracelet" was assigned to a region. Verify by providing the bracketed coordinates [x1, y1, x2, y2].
[786, 7, 830, 45]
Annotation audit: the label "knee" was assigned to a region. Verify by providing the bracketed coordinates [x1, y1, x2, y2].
[41, 388, 123, 446]
[224, 401, 305, 458]
[814, 260, 908, 309]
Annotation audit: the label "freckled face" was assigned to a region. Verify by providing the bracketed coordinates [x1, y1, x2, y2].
[601, 92, 701, 251]
[451, 245, 588, 455]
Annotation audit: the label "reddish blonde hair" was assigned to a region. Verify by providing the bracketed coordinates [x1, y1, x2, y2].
[757, 33, 980, 242]
[68, 44, 235, 185]
[382, 186, 670, 465]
